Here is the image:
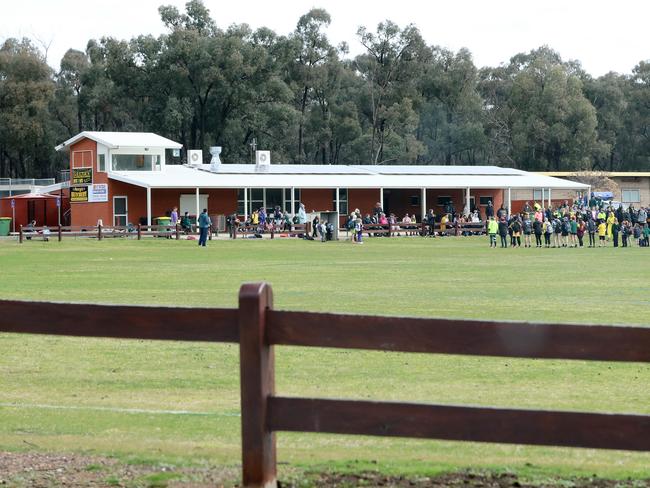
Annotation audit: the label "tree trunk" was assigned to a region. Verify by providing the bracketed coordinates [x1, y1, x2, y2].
[298, 86, 308, 163]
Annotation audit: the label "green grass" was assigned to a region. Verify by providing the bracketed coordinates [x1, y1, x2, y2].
[0, 237, 649, 481]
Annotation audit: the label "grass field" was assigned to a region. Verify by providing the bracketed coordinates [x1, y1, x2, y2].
[1, 237, 649, 482]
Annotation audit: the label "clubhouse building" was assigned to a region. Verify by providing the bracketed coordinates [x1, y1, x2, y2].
[54, 131, 589, 228]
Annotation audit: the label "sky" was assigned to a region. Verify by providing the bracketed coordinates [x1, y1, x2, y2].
[1, 0, 648, 77]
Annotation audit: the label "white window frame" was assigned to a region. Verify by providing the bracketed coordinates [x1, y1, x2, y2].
[621, 189, 640, 203]
[113, 196, 128, 226]
[97, 153, 106, 173]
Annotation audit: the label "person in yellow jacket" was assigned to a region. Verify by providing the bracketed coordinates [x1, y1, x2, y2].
[440, 214, 449, 236]
[597, 220, 607, 247]
[606, 211, 615, 240]
[251, 210, 259, 226]
[487, 216, 498, 248]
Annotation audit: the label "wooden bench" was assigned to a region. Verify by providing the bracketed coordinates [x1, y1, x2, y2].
[232, 223, 310, 239]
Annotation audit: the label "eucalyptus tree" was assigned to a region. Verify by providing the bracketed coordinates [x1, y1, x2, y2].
[355, 21, 428, 164]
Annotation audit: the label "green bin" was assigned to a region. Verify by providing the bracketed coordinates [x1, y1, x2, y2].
[0, 217, 11, 236]
[155, 217, 172, 227]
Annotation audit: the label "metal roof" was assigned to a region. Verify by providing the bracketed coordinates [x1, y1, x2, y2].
[109, 164, 589, 190]
[55, 132, 183, 152]
[540, 171, 650, 178]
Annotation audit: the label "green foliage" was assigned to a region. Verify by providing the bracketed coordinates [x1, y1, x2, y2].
[1, 2, 649, 178]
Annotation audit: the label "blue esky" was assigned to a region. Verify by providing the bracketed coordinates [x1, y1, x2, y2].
[1, 0, 647, 77]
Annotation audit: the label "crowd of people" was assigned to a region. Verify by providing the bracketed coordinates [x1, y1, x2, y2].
[213, 195, 650, 249]
[486, 200, 650, 249]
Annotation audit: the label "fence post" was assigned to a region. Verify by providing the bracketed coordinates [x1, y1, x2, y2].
[19, 225, 23, 244]
[175, 223, 180, 240]
[137, 224, 141, 241]
[58, 226, 62, 242]
[238, 282, 276, 488]
[209, 225, 213, 241]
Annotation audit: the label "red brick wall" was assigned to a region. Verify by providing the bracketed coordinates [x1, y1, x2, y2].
[69, 138, 114, 226]
[348, 189, 381, 217]
[301, 189, 333, 213]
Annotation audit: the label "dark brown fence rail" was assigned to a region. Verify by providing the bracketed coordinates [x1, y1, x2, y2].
[1, 282, 649, 488]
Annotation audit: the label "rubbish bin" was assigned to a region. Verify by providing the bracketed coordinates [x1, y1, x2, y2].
[0, 217, 11, 236]
[155, 217, 172, 227]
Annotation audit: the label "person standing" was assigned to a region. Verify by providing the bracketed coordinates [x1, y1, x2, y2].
[533, 217, 543, 248]
[487, 216, 498, 248]
[612, 218, 620, 247]
[198, 208, 211, 247]
[586, 217, 596, 247]
[543, 218, 553, 248]
[576, 218, 586, 247]
[498, 217, 508, 248]
[597, 219, 607, 247]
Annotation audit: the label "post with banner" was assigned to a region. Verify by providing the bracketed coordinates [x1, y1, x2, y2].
[10, 198, 15, 233]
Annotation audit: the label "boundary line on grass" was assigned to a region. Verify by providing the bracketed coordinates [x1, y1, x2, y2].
[0, 402, 240, 417]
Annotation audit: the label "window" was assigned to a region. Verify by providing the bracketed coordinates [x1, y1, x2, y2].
[479, 196, 493, 206]
[113, 196, 128, 226]
[533, 189, 543, 200]
[437, 196, 452, 206]
[265, 189, 283, 214]
[237, 189, 264, 215]
[97, 154, 106, 172]
[283, 188, 301, 213]
[622, 189, 640, 203]
[410, 195, 420, 206]
[333, 188, 348, 215]
[111, 154, 160, 171]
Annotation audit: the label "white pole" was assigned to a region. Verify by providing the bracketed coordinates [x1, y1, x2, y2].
[465, 187, 471, 215]
[541, 188, 544, 208]
[548, 188, 552, 208]
[507, 188, 512, 216]
[379, 188, 384, 211]
[421, 188, 426, 221]
[244, 188, 248, 220]
[146, 187, 152, 227]
[195, 187, 200, 223]
[290, 187, 295, 215]
[335, 187, 340, 213]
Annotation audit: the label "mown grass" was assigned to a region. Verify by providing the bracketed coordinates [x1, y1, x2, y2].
[0, 237, 649, 480]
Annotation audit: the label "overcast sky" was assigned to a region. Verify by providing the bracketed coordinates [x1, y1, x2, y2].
[1, 0, 648, 77]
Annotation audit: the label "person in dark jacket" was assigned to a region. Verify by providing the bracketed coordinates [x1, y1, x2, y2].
[498, 218, 508, 248]
[533, 218, 543, 247]
[197, 209, 211, 247]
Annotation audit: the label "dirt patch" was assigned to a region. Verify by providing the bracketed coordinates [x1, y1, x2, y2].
[299, 471, 650, 487]
[0, 451, 237, 487]
[1, 452, 649, 487]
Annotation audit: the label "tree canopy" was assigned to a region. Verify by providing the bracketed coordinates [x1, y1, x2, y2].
[0, 0, 648, 178]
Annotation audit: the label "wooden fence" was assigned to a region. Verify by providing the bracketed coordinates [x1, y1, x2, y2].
[1, 282, 649, 488]
[16, 224, 213, 243]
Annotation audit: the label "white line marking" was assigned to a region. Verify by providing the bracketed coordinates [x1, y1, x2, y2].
[0, 402, 240, 417]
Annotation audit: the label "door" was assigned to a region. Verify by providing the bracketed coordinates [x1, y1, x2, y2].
[113, 196, 128, 226]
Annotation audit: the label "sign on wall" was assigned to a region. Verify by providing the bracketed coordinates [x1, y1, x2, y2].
[72, 167, 93, 185]
[70, 186, 89, 203]
[88, 184, 108, 203]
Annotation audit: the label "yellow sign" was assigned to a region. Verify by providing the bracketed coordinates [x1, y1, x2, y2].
[72, 168, 93, 185]
[70, 186, 89, 203]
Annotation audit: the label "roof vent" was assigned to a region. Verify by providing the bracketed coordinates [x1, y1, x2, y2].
[209, 146, 222, 172]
